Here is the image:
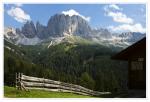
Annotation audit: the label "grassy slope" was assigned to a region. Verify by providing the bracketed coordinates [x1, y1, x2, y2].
[4, 86, 95, 98]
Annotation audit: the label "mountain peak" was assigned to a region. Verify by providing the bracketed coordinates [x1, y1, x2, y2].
[21, 21, 36, 38]
[47, 13, 91, 37]
[4, 12, 145, 47]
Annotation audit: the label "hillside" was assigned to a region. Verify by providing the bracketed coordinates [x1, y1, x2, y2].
[4, 36, 128, 92]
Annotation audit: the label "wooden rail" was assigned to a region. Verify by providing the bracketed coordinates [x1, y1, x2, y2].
[16, 73, 111, 96]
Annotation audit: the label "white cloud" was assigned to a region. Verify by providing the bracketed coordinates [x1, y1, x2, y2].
[104, 4, 134, 24]
[107, 11, 134, 24]
[104, 4, 146, 33]
[108, 4, 122, 11]
[7, 7, 31, 23]
[108, 23, 146, 33]
[104, 4, 122, 12]
[62, 9, 90, 22]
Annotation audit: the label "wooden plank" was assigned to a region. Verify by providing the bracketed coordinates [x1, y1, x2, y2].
[26, 87, 90, 96]
[24, 83, 93, 95]
[22, 76, 92, 93]
[22, 75, 61, 85]
[21, 74, 111, 96]
[22, 75, 92, 92]
[22, 81, 59, 88]
[44, 79, 61, 85]
[22, 81, 91, 94]
[60, 82, 93, 93]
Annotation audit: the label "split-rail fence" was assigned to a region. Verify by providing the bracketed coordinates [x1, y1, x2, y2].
[16, 73, 111, 96]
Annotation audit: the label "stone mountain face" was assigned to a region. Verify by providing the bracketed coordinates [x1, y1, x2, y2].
[19, 14, 92, 39]
[22, 21, 37, 38]
[4, 27, 41, 45]
[47, 14, 92, 37]
[118, 32, 145, 43]
[36, 21, 48, 39]
[4, 13, 146, 47]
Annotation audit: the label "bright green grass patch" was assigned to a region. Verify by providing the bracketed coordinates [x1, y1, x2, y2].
[4, 86, 96, 98]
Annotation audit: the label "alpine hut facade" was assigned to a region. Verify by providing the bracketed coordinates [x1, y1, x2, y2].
[112, 37, 146, 89]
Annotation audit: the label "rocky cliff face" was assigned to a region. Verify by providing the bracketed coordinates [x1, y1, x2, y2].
[19, 14, 92, 39]
[118, 32, 145, 43]
[4, 13, 146, 46]
[47, 14, 92, 37]
[36, 21, 48, 39]
[22, 21, 37, 38]
[4, 27, 41, 45]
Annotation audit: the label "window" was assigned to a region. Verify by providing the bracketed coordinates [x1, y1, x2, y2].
[131, 58, 144, 70]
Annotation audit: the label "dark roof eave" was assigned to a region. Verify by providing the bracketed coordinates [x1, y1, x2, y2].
[111, 37, 146, 60]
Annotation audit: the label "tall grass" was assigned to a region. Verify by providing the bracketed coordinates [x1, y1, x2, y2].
[4, 86, 95, 98]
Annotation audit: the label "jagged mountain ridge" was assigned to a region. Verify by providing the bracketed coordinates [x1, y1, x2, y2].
[4, 27, 41, 45]
[17, 14, 92, 39]
[4, 13, 145, 47]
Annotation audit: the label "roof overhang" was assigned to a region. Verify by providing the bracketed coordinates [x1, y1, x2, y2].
[111, 37, 146, 61]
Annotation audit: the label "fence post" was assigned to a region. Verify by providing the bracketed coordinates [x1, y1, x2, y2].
[43, 77, 45, 89]
[70, 83, 72, 93]
[59, 82, 60, 92]
[18, 72, 20, 90]
[20, 73, 23, 90]
[15, 73, 18, 90]
[19, 73, 21, 90]
[17, 72, 22, 90]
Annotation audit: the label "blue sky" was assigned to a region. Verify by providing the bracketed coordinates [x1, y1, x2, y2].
[4, 4, 146, 33]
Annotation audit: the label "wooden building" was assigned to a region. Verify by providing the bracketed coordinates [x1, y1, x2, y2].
[112, 37, 146, 89]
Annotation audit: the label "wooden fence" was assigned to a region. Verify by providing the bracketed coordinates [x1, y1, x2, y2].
[16, 73, 111, 96]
